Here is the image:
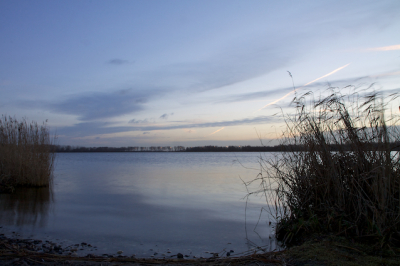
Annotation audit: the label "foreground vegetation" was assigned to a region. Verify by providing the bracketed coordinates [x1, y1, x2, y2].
[254, 87, 400, 250]
[0, 116, 56, 192]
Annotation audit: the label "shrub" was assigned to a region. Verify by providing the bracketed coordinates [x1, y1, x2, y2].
[258, 87, 400, 248]
[0, 115, 56, 191]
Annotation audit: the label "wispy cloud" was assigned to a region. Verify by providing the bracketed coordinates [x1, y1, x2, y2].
[257, 63, 351, 111]
[364, 44, 400, 52]
[55, 115, 278, 138]
[160, 113, 174, 120]
[44, 89, 160, 121]
[129, 118, 153, 124]
[209, 127, 225, 135]
[303, 63, 351, 86]
[107, 59, 130, 65]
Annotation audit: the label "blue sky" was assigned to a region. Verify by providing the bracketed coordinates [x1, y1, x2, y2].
[1, 0, 399, 147]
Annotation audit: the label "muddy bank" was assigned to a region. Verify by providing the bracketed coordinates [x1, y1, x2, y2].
[0, 234, 284, 265]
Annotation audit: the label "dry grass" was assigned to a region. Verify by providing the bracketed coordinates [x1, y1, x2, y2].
[0, 115, 56, 191]
[254, 87, 400, 248]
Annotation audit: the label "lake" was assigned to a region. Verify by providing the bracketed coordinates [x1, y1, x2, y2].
[0, 152, 278, 258]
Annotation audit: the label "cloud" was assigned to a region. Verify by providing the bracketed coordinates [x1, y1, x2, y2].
[107, 59, 130, 65]
[364, 44, 400, 52]
[55, 115, 279, 138]
[209, 127, 225, 135]
[160, 113, 169, 120]
[46, 89, 158, 121]
[159, 113, 174, 120]
[217, 75, 372, 105]
[129, 118, 151, 124]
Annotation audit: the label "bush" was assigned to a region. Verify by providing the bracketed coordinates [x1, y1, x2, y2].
[258, 87, 400, 248]
[0, 115, 56, 191]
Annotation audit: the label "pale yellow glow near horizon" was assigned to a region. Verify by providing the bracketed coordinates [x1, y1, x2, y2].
[257, 63, 351, 111]
[209, 127, 225, 135]
[365, 44, 400, 52]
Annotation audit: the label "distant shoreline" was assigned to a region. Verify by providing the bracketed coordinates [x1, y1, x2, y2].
[53, 143, 400, 153]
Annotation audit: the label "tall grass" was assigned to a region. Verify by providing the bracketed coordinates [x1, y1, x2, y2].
[258, 87, 400, 247]
[0, 115, 56, 191]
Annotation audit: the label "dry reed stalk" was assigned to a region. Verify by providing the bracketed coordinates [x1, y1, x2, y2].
[0, 115, 56, 190]
[256, 87, 400, 247]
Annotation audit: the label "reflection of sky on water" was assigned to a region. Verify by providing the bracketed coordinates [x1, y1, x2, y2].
[0, 152, 277, 257]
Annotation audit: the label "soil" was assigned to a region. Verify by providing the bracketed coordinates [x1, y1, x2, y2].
[1, 234, 400, 265]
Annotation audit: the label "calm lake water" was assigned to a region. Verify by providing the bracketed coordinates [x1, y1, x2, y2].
[0, 152, 278, 258]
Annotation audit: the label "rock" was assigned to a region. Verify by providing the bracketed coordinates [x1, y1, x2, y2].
[226, 252, 230, 257]
[177, 253, 184, 259]
[230, 249, 234, 253]
[117, 250, 123, 254]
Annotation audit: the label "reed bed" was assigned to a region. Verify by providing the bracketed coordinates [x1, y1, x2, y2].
[256, 87, 400, 248]
[0, 115, 56, 191]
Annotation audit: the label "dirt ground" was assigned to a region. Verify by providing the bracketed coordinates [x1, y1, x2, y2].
[2, 234, 400, 266]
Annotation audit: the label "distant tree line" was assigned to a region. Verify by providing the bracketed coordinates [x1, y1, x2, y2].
[51, 142, 400, 153]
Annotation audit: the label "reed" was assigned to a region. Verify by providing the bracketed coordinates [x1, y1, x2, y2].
[258, 87, 400, 247]
[0, 115, 56, 191]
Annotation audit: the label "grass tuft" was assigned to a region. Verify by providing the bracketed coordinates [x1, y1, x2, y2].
[258, 87, 400, 248]
[0, 115, 56, 192]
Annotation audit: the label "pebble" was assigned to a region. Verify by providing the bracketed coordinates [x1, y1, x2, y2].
[177, 253, 184, 259]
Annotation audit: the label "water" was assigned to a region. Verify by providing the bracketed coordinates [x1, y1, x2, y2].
[0, 152, 277, 257]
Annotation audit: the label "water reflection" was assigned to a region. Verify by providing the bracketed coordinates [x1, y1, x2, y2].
[0, 186, 53, 227]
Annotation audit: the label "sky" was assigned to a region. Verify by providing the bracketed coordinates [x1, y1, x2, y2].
[1, 0, 399, 147]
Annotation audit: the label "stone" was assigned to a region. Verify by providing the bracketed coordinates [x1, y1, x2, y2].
[117, 250, 123, 254]
[177, 253, 184, 259]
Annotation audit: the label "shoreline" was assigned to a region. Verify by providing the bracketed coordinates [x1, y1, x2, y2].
[2, 233, 400, 265]
[0, 234, 284, 265]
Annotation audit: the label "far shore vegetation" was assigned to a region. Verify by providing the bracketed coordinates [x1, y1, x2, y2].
[53, 142, 400, 152]
[0, 115, 56, 193]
